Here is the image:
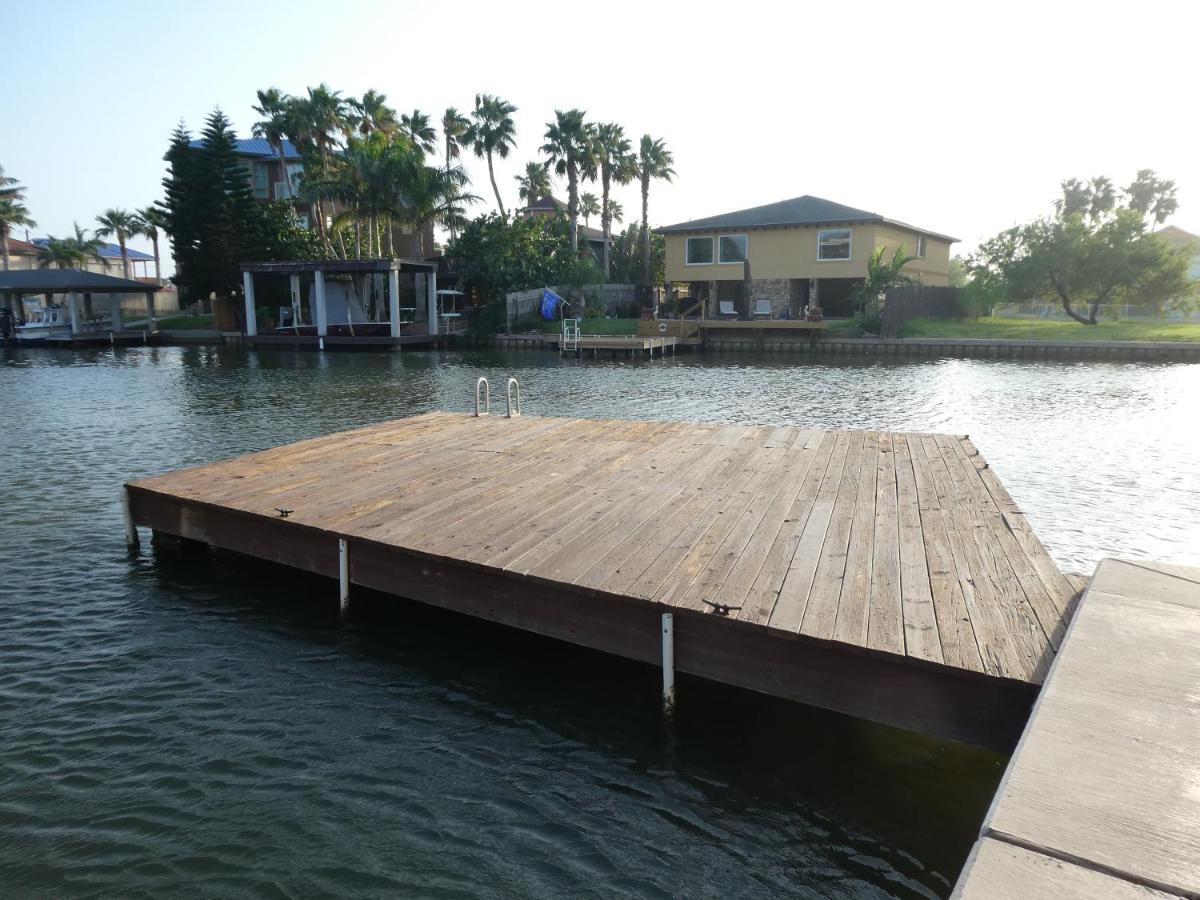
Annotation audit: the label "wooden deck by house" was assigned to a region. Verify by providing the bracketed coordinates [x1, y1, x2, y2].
[126, 412, 1081, 750]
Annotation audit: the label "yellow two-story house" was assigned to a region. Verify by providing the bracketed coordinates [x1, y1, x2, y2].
[658, 195, 957, 318]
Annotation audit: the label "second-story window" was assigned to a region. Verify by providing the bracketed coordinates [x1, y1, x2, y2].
[252, 162, 269, 199]
[719, 234, 748, 263]
[915, 235, 928, 258]
[817, 228, 852, 261]
[686, 236, 714, 265]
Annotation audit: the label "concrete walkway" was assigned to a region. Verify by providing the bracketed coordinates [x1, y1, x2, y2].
[955, 558, 1200, 898]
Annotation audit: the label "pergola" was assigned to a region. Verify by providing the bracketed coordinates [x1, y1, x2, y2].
[0, 268, 161, 333]
[240, 258, 440, 339]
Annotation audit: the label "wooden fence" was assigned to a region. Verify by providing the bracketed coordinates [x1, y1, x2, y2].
[881, 285, 962, 338]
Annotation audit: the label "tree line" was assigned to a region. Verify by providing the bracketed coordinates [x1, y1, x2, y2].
[244, 85, 674, 279]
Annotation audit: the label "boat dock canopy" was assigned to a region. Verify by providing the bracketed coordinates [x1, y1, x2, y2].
[240, 258, 435, 275]
[126, 412, 1085, 752]
[0, 269, 161, 293]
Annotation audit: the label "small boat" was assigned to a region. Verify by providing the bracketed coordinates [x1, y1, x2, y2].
[15, 305, 72, 342]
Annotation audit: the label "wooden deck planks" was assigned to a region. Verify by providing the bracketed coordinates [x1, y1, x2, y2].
[129, 412, 1074, 692]
[866, 433, 904, 655]
[894, 435, 943, 663]
[798, 430, 865, 640]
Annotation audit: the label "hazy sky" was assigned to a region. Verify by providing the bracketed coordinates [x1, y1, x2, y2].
[4, 0, 1197, 272]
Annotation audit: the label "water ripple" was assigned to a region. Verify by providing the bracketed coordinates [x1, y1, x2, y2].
[1, 344, 1195, 897]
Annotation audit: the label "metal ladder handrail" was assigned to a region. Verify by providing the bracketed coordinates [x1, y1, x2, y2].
[561, 317, 581, 352]
[505, 377, 521, 417]
[474, 377, 490, 416]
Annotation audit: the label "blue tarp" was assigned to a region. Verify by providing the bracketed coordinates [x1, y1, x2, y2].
[539, 289, 565, 320]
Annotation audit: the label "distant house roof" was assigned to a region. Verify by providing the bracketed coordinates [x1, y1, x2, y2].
[520, 195, 608, 243]
[189, 137, 303, 161]
[657, 194, 959, 242]
[5, 238, 39, 256]
[1155, 225, 1200, 250]
[0, 268, 160, 293]
[31, 238, 154, 262]
[524, 195, 566, 213]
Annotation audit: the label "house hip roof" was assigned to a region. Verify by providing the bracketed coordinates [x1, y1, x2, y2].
[657, 194, 959, 242]
[188, 137, 304, 161]
[32, 238, 155, 262]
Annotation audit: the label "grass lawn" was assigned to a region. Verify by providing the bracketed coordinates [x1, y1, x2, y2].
[520, 317, 640, 336]
[899, 316, 1200, 343]
[154, 314, 216, 330]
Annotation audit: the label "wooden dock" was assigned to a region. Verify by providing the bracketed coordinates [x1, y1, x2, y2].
[955, 558, 1200, 898]
[125, 412, 1082, 751]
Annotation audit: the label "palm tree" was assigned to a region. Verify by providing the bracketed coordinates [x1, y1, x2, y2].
[399, 110, 437, 156]
[95, 208, 140, 278]
[350, 89, 399, 136]
[252, 88, 295, 199]
[441, 107, 471, 240]
[0, 166, 36, 271]
[515, 161, 552, 205]
[636, 134, 675, 284]
[542, 110, 597, 254]
[290, 85, 351, 255]
[37, 223, 107, 270]
[593, 122, 637, 276]
[133, 206, 166, 282]
[467, 94, 517, 217]
[851, 245, 915, 315]
[580, 193, 599, 229]
[608, 199, 624, 226]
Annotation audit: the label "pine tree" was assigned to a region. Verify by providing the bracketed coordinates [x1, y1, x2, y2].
[161, 122, 200, 300]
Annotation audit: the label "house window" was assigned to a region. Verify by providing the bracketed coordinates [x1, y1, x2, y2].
[719, 234, 748, 264]
[286, 163, 304, 196]
[817, 228, 852, 261]
[915, 235, 928, 258]
[251, 162, 270, 199]
[686, 236, 714, 265]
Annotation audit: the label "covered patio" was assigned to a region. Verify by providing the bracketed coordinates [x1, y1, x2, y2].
[0, 268, 162, 340]
[240, 258, 454, 349]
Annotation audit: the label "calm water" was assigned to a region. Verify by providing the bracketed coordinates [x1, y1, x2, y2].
[1, 345, 1197, 898]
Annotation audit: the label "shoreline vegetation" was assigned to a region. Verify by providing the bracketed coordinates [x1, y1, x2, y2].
[507, 316, 1200, 343]
[897, 316, 1200, 343]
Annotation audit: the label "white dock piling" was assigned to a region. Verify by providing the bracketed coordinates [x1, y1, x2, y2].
[661, 612, 675, 713]
[338, 538, 349, 615]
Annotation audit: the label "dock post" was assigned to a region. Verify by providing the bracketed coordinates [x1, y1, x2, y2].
[661, 612, 675, 713]
[121, 487, 140, 552]
[242, 272, 256, 337]
[314, 270, 328, 342]
[338, 538, 349, 616]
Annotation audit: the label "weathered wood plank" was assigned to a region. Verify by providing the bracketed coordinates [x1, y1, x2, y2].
[866, 433, 903, 654]
[798, 430, 865, 641]
[894, 435, 943, 663]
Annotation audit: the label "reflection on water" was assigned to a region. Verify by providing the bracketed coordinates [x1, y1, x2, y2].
[1, 344, 1196, 897]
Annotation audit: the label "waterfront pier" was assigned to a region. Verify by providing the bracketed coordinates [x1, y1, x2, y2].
[955, 558, 1200, 898]
[125, 410, 1083, 752]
